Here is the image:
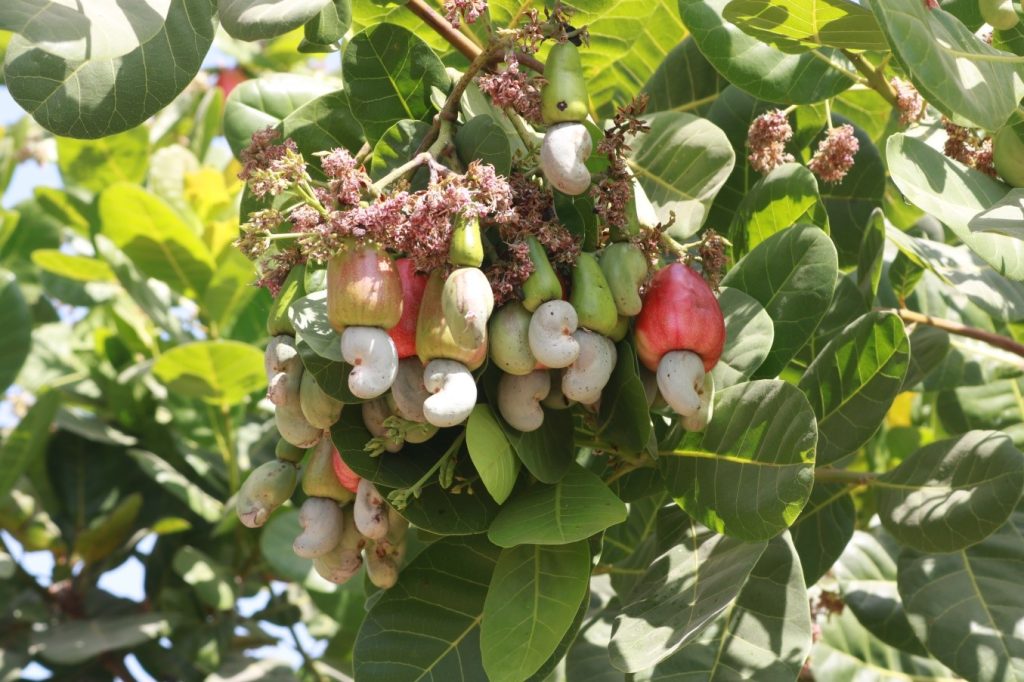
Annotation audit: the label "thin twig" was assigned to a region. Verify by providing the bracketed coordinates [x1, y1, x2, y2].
[405, 0, 482, 61]
[887, 307, 1024, 359]
[287, 621, 323, 682]
[369, 152, 434, 196]
[842, 49, 898, 106]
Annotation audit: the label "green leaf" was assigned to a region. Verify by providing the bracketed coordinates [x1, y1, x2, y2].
[56, 126, 149, 193]
[596, 339, 654, 455]
[3, 0, 216, 138]
[679, 0, 855, 104]
[289, 290, 342, 362]
[721, 225, 839, 378]
[98, 183, 214, 298]
[31, 251, 116, 283]
[73, 492, 143, 564]
[889, 251, 925, 301]
[729, 162, 829, 258]
[297, 339, 361, 404]
[259, 507, 316, 583]
[661, 379, 818, 541]
[969, 187, 1024, 240]
[500, 404, 575, 485]
[481, 542, 591, 682]
[868, 0, 1024, 130]
[600, 492, 668, 596]
[368, 119, 430, 183]
[223, 75, 336, 157]
[887, 134, 1024, 281]
[0, 270, 31, 393]
[642, 37, 727, 115]
[220, 0, 331, 41]
[127, 450, 224, 523]
[608, 508, 768, 672]
[937, 378, 1024, 446]
[152, 340, 267, 406]
[713, 287, 775, 390]
[394, 477, 502, 536]
[201, 248, 260, 337]
[790, 481, 855, 585]
[488, 464, 627, 547]
[899, 507, 1024, 682]
[466, 405, 520, 505]
[172, 546, 236, 611]
[342, 24, 449, 144]
[628, 111, 735, 239]
[903, 326, 951, 390]
[799, 312, 910, 466]
[305, 0, 352, 46]
[834, 530, 927, 656]
[633, 532, 812, 681]
[280, 89, 365, 160]
[30, 613, 175, 665]
[857, 207, 885, 302]
[877, 431, 1024, 553]
[455, 114, 513, 176]
[723, 0, 887, 52]
[354, 535, 499, 681]
[0, 390, 58, 498]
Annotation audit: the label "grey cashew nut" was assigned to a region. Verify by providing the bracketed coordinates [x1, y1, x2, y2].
[497, 370, 550, 432]
[292, 497, 344, 559]
[341, 326, 399, 399]
[362, 398, 404, 453]
[389, 358, 430, 423]
[528, 300, 580, 369]
[681, 373, 715, 432]
[422, 359, 477, 427]
[354, 478, 389, 540]
[265, 335, 297, 379]
[299, 371, 343, 429]
[313, 506, 365, 584]
[271, 352, 323, 448]
[562, 330, 617, 405]
[657, 350, 706, 417]
[364, 509, 409, 589]
[236, 460, 298, 529]
[540, 122, 592, 196]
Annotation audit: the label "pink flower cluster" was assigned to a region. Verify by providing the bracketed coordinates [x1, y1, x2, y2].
[943, 119, 996, 177]
[239, 128, 306, 198]
[808, 124, 859, 185]
[891, 77, 925, 125]
[747, 110, 795, 175]
[444, 0, 487, 28]
[478, 53, 544, 123]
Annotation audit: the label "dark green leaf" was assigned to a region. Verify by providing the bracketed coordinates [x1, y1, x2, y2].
[220, 0, 331, 41]
[790, 481, 855, 585]
[0, 270, 31, 393]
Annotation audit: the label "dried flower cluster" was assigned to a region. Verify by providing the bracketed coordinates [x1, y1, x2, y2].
[747, 109, 795, 175]
[478, 53, 544, 123]
[239, 128, 306, 198]
[591, 94, 651, 233]
[443, 0, 487, 28]
[808, 124, 859, 184]
[697, 229, 728, 291]
[943, 119, 996, 176]
[891, 77, 925, 125]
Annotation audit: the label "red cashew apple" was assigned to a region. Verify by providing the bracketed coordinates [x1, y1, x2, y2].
[387, 259, 428, 359]
[635, 263, 725, 417]
[331, 447, 361, 494]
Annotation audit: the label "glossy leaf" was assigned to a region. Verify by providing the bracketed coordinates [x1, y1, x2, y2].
[56, 126, 149, 193]
[723, 0, 887, 52]
[31, 614, 175, 665]
[289, 290, 343, 362]
[369, 120, 430, 182]
[0, 391, 58, 498]
[223, 75, 336, 157]
[280, 90, 365, 159]
[220, 0, 331, 41]
[713, 288, 775, 390]
[127, 450, 224, 524]
[641, 37, 727, 114]
[597, 339, 654, 455]
[466, 405, 520, 505]
[152, 341, 267, 406]
[729, 162, 829, 257]
[0, 270, 31, 394]
[455, 114, 513, 176]
[790, 481, 855, 585]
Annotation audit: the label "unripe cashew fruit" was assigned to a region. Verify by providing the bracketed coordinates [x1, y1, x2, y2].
[442, 267, 495, 350]
[541, 122, 592, 196]
[570, 252, 618, 336]
[600, 243, 648, 317]
[331, 447, 361, 494]
[272, 356, 323, 449]
[562, 330, 617, 405]
[365, 540, 400, 589]
[541, 41, 589, 124]
[994, 111, 1024, 187]
[327, 243, 403, 332]
[267, 264, 305, 336]
[980, 0, 1020, 29]
[489, 302, 537, 375]
[681, 373, 715, 432]
[422, 359, 477, 427]
[498, 370, 551, 432]
[635, 262, 725, 374]
[522, 235, 563, 312]
[341, 326, 399, 399]
[657, 350, 706, 417]
[389, 357, 431, 423]
[293, 497, 344, 558]
[265, 335, 298, 380]
[275, 438, 306, 464]
[528, 300, 580, 369]
[236, 460, 298, 528]
[354, 478, 389, 540]
[299, 371, 343, 429]
[387, 258, 428, 359]
[303, 438, 355, 503]
[362, 398, 404, 453]
[541, 370, 576, 410]
[313, 506, 365, 584]
[416, 271, 488, 370]
[608, 315, 630, 342]
[449, 215, 484, 267]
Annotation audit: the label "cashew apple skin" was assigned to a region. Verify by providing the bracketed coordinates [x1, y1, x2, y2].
[273, 357, 323, 448]
[489, 302, 537, 375]
[422, 359, 478, 427]
[681, 372, 715, 432]
[362, 397, 404, 453]
[415, 271, 488, 370]
[657, 350, 706, 417]
[562, 330, 617, 405]
[449, 215, 485, 267]
[608, 315, 629, 342]
[540, 122, 592, 196]
[354, 478, 390, 540]
[303, 438, 355, 503]
[980, 0, 1020, 29]
[994, 112, 1024, 187]
[327, 243, 403, 332]
[313, 506, 365, 584]
[521, 235, 563, 312]
[299, 370, 343, 429]
[292, 497, 344, 558]
[541, 41, 590, 124]
[441, 267, 495, 350]
[340, 326, 399, 399]
[528, 300, 580, 369]
[236, 460, 298, 529]
[600, 242, 648, 317]
[570, 251, 619, 336]
[331, 447, 361, 494]
[267, 264, 305, 336]
[635, 263, 725, 373]
[387, 258, 428, 359]
[275, 438, 305, 464]
[498, 370, 551, 432]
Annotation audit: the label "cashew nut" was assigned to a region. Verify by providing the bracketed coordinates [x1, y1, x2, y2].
[365, 509, 409, 589]
[272, 355, 323, 448]
[681, 373, 715, 432]
[292, 497, 344, 559]
[497, 370, 550, 432]
[236, 460, 298, 529]
[489, 302, 536, 375]
[422, 359, 477, 427]
[341, 326, 399, 399]
[265, 335, 297, 379]
[562, 330, 617, 405]
[541, 370, 576, 410]
[362, 398, 404, 453]
[657, 350, 706, 417]
[299, 371, 343, 429]
[313, 506, 365, 584]
[528, 300, 580, 369]
[389, 358, 430, 423]
[540, 122, 593, 196]
[354, 478, 389, 540]
[442, 267, 495, 350]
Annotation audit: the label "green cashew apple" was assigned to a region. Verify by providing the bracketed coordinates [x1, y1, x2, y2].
[600, 242, 648, 317]
[449, 215, 484, 267]
[570, 252, 619, 336]
[521, 236, 563, 312]
[541, 41, 589, 125]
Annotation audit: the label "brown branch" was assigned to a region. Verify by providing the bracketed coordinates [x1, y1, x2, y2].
[842, 49, 898, 106]
[888, 307, 1024, 359]
[405, 0, 482, 61]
